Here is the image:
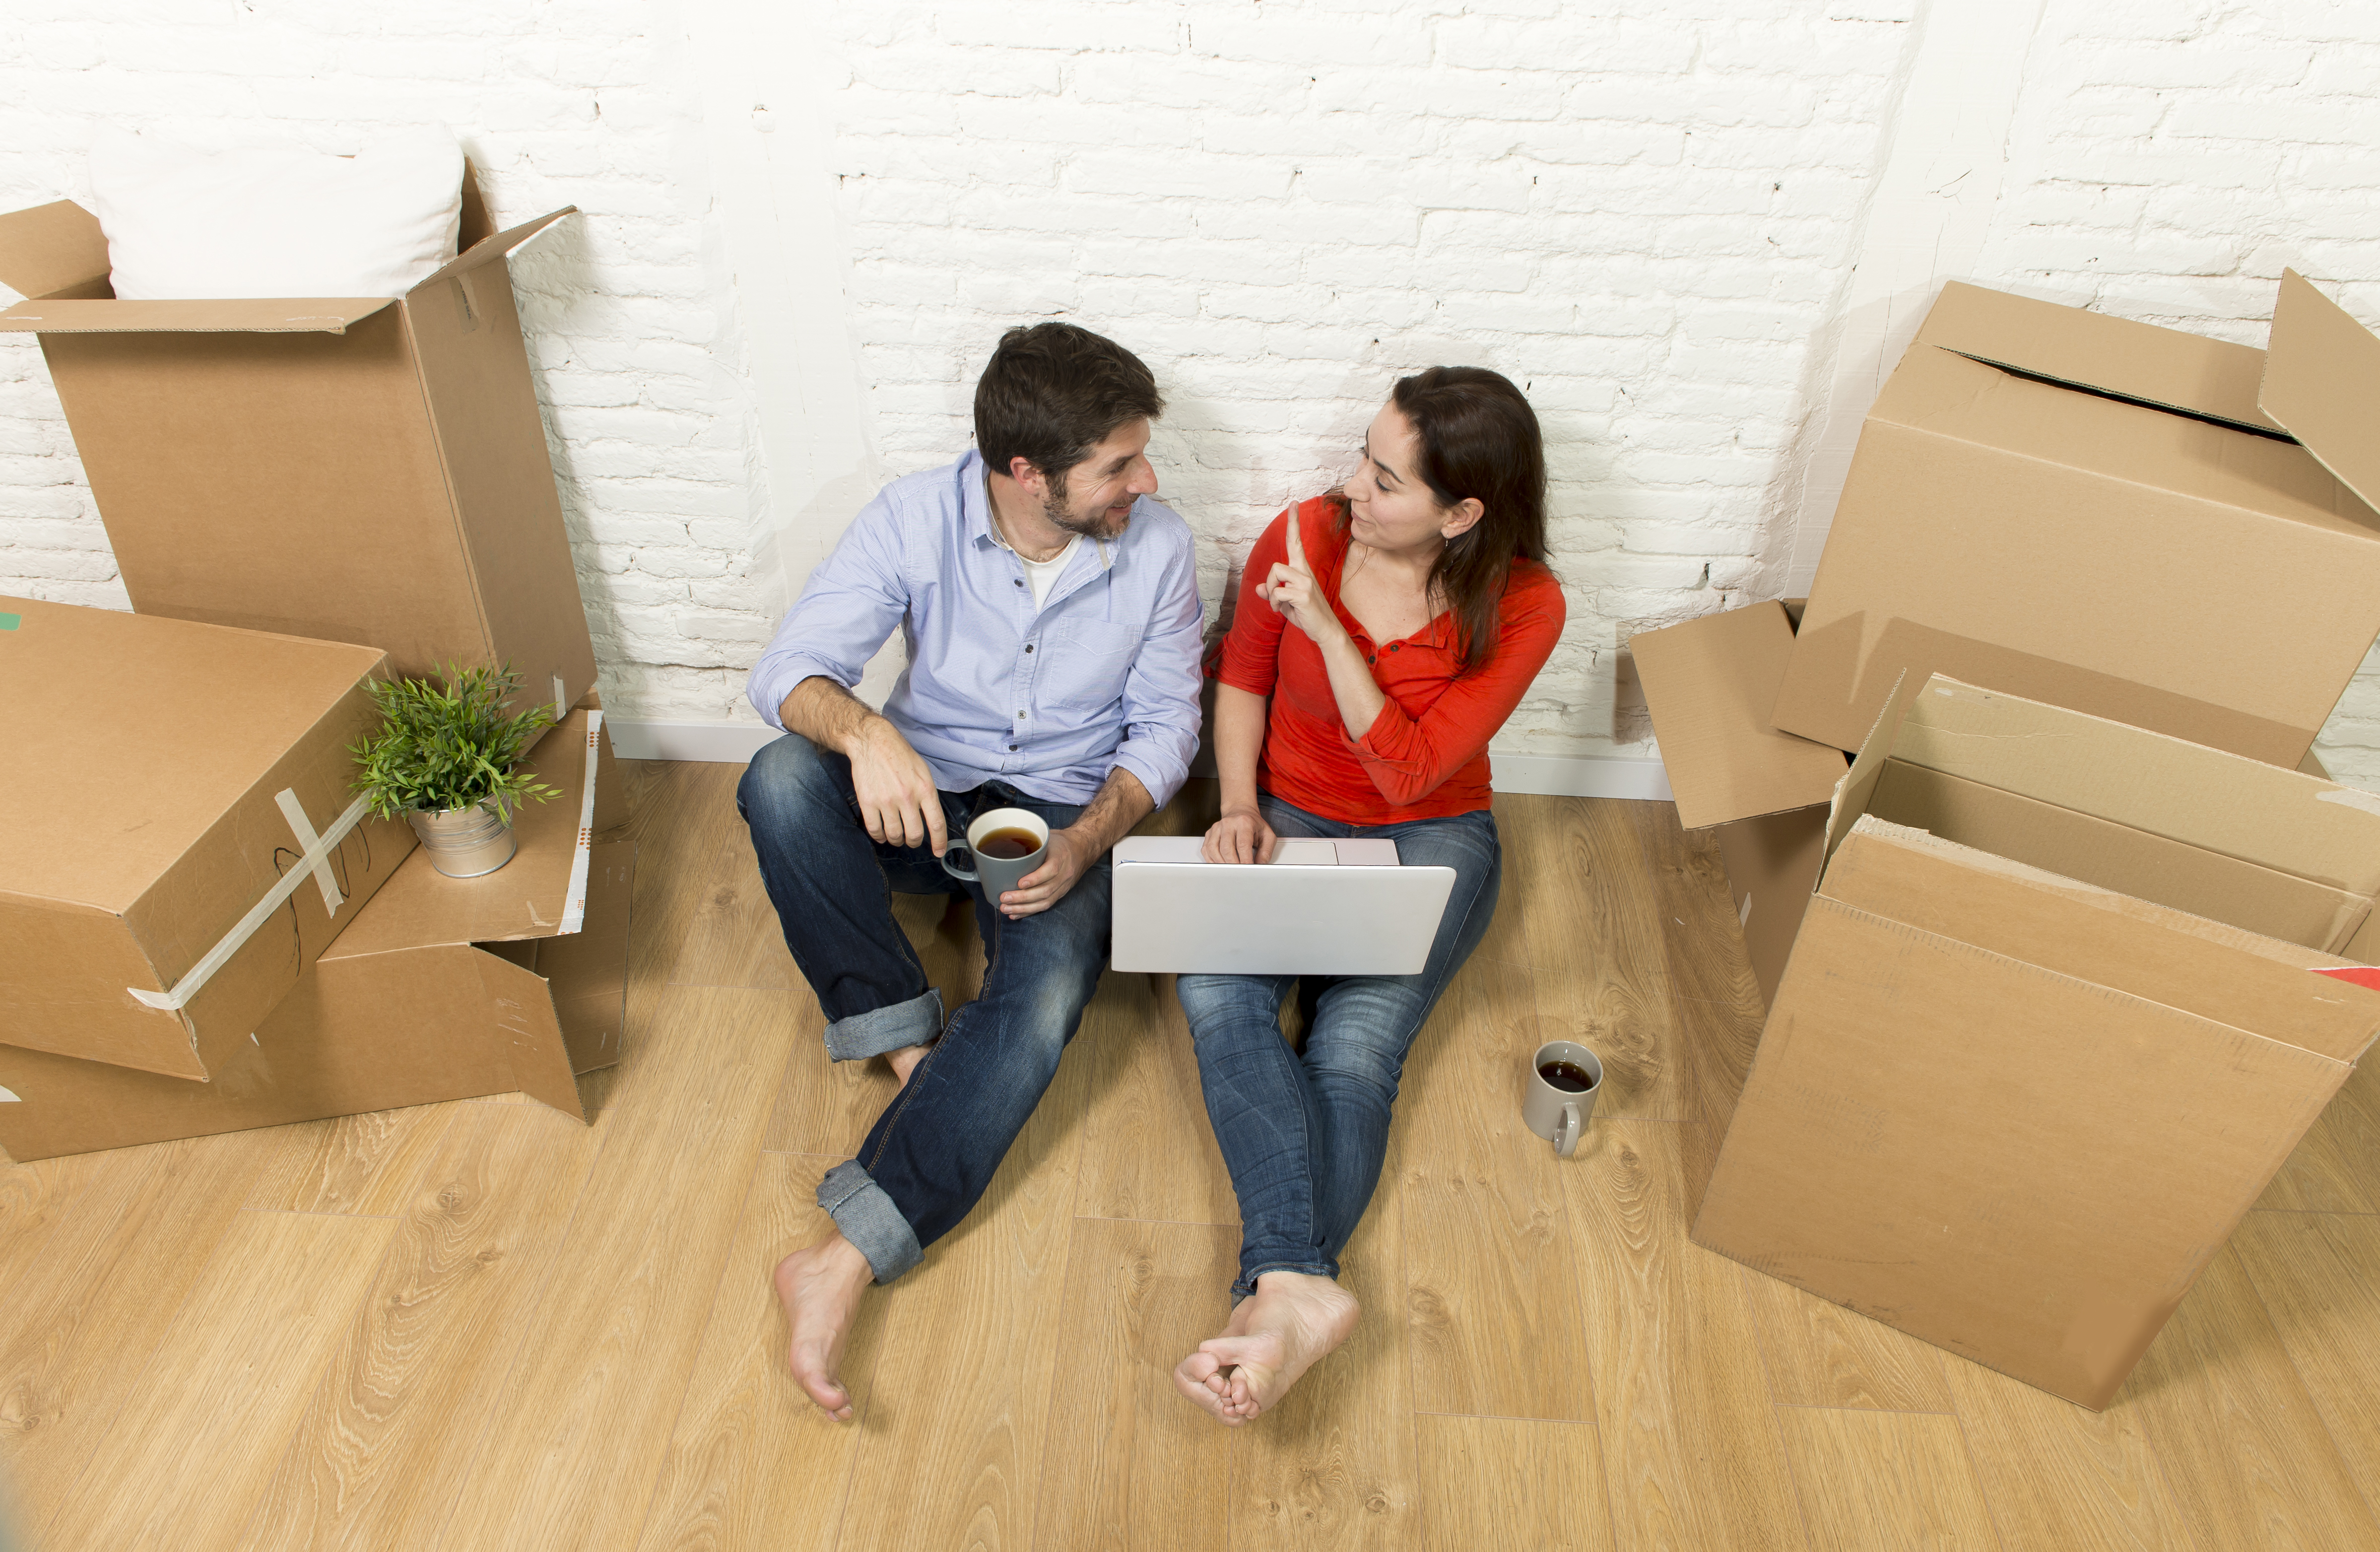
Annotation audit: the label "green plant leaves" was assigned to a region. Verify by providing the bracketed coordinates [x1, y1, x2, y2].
[348, 661, 564, 821]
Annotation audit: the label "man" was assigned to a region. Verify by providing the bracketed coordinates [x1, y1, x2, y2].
[738, 322, 1202, 1419]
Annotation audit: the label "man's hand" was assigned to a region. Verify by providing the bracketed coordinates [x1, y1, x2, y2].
[999, 825, 1096, 918]
[847, 716, 948, 855]
[1202, 806, 1277, 865]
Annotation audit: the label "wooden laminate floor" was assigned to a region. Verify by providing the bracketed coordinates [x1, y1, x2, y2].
[6, 762, 2380, 1551]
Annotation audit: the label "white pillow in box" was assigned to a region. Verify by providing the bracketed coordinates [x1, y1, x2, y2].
[89, 126, 464, 300]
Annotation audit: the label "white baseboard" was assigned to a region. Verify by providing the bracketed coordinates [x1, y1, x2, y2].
[606, 718, 1677, 803]
[1488, 752, 1674, 801]
[606, 718, 782, 763]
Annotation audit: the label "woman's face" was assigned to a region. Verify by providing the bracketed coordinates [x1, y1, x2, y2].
[1344, 402, 1481, 558]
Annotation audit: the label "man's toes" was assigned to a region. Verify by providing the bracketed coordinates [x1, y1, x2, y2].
[1173, 1352, 1241, 1423]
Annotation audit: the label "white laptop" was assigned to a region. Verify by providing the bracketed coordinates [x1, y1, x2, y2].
[1109, 835, 1459, 975]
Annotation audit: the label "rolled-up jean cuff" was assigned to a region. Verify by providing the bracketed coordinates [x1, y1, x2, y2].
[1233, 1258, 1338, 1299]
[816, 1160, 924, 1284]
[823, 988, 944, 1062]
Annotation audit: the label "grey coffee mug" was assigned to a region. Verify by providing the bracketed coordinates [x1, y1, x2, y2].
[942, 807, 1050, 903]
[1524, 1040, 1602, 1158]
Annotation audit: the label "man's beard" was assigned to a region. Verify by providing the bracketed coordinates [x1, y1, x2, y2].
[1042, 484, 1130, 541]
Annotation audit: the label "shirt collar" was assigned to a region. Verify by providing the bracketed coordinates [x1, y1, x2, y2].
[967, 447, 1116, 573]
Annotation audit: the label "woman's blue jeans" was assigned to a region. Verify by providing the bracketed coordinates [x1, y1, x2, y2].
[1177, 794, 1502, 1298]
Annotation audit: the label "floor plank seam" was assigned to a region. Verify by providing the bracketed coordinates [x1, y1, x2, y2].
[1946, 1406, 2019, 1552]
[22, 1169, 258, 1551]
[2230, 1239, 2380, 1535]
[1408, 1408, 1601, 1426]
[624, 1148, 780, 1552]
[236, 1205, 402, 1221]
[417, 1101, 616, 1552]
[1069, 1211, 1239, 1229]
[1769, 1399, 1961, 1418]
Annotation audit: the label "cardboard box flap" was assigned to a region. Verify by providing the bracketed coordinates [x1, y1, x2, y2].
[0, 199, 110, 302]
[1826, 816, 2380, 1062]
[2261, 270, 2380, 519]
[1823, 669, 1918, 866]
[324, 703, 607, 957]
[1631, 602, 1849, 829]
[1891, 677, 2380, 895]
[1916, 279, 2285, 436]
[412, 206, 575, 291]
[0, 297, 397, 336]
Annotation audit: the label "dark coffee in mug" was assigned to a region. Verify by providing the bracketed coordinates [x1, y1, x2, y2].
[975, 827, 1042, 860]
[1538, 1061, 1597, 1093]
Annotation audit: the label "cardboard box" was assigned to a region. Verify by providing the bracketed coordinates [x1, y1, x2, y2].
[0, 703, 633, 1162]
[0, 169, 596, 710]
[1630, 600, 1849, 1009]
[1773, 273, 2380, 768]
[0, 597, 414, 1080]
[1691, 675, 2380, 1408]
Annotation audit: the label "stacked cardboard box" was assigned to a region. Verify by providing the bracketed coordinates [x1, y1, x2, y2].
[0, 171, 629, 1161]
[1633, 272, 2380, 1406]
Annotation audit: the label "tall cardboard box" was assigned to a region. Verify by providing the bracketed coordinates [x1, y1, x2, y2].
[1773, 273, 2380, 767]
[0, 597, 414, 1080]
[0, 703, 634, 1162]
[0, 176, 596, 711]
[1630, 601, 1848, 1009]
[1692, 675, 2380, 1408]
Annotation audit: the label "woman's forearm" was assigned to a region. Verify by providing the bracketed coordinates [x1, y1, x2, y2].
[1315, 632, 1389, 740]
[1213, 682, 1271, 813]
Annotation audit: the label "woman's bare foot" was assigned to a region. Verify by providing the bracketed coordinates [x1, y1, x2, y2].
[885, 1042, 933, 1086]
[773, 1232, 874, 1421]
[1173, 1294, 1256, 1424]
[1174, 1270, 1360, 1425]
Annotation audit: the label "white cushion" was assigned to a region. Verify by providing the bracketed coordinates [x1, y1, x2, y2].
[90, 126, 464, 300]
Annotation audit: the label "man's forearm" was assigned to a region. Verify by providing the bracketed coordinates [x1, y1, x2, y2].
[1064, 765, 1156, 855]
[779, 675, 881, 755]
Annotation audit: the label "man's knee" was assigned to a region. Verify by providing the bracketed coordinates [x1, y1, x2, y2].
[739, 733, 851, 832]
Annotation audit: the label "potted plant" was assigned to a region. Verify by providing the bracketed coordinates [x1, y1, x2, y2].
[351, 662, 563, 877]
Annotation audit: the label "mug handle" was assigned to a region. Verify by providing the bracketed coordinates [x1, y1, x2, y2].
[1552, 1101, 1581, 1158]
[941, 845, 978, 883]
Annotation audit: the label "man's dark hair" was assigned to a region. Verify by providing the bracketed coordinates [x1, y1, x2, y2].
[973, 322, 1164, 485]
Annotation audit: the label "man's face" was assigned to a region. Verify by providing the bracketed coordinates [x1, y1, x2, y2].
[1040, 419, 1158, 541]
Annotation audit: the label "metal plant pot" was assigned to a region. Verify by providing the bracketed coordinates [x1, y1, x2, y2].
[406, 801, 519, 878]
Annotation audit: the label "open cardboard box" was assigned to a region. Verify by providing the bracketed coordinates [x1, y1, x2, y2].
[0, 597, 415, 1080]
[0, 167, 596, 711]
[1630, 600, 1849, 1009]
[1690, 674, 2380, 1408]
[1774, 273, 2380, 769]
[0, 702, 635, 1163]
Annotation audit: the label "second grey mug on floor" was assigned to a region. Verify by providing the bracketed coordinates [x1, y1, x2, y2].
[942, 806, 1050, 904]
[1525, 1040, 1603, 1158]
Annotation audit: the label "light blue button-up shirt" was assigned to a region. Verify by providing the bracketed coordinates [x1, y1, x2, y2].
[746, 450, 1204, 809]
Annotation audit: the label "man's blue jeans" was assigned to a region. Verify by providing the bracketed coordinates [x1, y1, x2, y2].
[1177, 794, 1501, 1298]
[737, 733, 1110, 1285]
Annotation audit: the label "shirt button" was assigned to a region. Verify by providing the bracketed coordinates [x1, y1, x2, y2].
[1025, 643, 1035, 653]
[1390, 643, 1401, 652]
[1008, 743, 1019, 751]
[1013, 579, 1022, 587]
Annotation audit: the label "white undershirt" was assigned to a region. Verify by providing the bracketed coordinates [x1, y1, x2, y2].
[1016, 534, 1080, 607]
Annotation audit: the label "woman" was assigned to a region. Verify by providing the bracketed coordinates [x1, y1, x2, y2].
[1173, 365, 1564, 1425]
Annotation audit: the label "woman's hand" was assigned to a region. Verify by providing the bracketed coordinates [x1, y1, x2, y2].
[1202, 805, 1277, 865]
[1257, 507, 1345, 647]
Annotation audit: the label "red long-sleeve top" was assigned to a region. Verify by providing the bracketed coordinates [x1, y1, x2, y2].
[1213, 497, 1565, 825]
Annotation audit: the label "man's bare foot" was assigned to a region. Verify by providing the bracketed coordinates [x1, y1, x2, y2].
[1173, 1270, 1360, 1425]
[885, 1041, 934, 1086]
[773, 1232, 873, 1421]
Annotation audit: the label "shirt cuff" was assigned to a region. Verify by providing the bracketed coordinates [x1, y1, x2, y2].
[1112, 741, 1189, 812]
[749, 652, 854, 731]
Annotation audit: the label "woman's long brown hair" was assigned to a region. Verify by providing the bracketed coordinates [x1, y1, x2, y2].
[1344, 365, 1548, 675]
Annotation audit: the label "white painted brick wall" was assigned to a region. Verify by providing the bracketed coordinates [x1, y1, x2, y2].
[4, 0, 2380, 787]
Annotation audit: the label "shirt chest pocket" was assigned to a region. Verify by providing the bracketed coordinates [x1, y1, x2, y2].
[1038, 619, 1141, 715]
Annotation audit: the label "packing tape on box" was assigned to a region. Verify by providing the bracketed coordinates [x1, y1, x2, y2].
[558, 709, 603, 937]
[128, 791, 374, 1013]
